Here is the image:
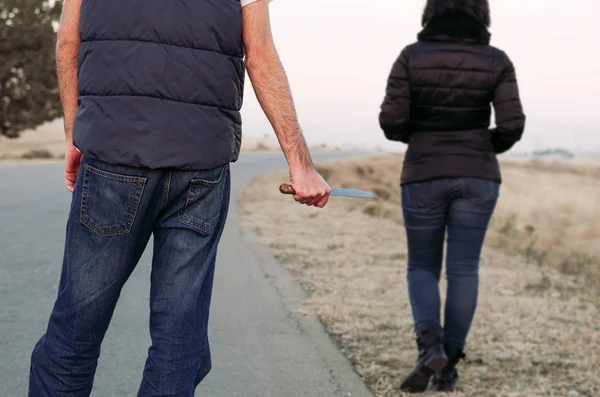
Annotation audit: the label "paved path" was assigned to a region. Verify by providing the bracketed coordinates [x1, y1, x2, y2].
[0, 152, 374, 397]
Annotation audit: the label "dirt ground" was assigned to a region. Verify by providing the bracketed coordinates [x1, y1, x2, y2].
[239, 154, 600, 397]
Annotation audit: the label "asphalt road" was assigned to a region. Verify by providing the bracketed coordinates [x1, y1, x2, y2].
[0, 152, 374, 397]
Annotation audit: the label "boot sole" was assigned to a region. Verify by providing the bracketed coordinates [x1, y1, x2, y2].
[400, 355, 448, 393]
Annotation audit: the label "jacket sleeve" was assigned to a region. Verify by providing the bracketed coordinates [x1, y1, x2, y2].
[490, 53, 526, 154]
[379, 48, 411, 143]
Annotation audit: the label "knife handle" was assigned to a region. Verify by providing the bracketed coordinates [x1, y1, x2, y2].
[279, 183, 296, 195]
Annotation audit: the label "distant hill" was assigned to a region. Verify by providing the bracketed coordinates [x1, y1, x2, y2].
[531, 148, 575, 159]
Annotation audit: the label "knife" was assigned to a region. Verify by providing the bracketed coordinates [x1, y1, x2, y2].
[279, 183, 378, 199]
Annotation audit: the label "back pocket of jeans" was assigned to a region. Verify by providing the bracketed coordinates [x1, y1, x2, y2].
[463, 178, 500, 205]
[402, 181, 439, 212]
[80, 165, 147, 237]
[178, 165, 229, 234]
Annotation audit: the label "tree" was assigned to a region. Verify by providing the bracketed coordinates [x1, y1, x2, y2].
[0, 0, 63, 138]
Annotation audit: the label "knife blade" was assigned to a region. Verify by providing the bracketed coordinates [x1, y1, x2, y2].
[279, 183, 378, 199]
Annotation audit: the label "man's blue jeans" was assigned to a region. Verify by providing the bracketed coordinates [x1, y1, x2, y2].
[29, 157, 231, 397]
[401, 178, 499, 347]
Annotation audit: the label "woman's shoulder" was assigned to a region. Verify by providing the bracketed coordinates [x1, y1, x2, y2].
[396, 41, 428, 59]
[486, 45, 516, 69]
[486, 44, 510, 58]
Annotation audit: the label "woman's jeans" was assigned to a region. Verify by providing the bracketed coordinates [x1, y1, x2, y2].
[401, 178, 499, 347]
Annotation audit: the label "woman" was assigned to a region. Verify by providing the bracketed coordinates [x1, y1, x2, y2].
[379, 0, 525, 393]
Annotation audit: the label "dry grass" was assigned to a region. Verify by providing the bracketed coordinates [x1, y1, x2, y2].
[0, 120, 66, 162]
[241, 137, 361, 153]
[239, 153, 600, 397]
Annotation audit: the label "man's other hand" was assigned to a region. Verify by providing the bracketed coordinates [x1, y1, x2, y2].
[289, 167, 331, 208]
[64, 143, 82, 192]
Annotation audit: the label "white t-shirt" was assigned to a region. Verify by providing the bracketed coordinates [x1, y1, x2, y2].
[241, 0, 272, 7]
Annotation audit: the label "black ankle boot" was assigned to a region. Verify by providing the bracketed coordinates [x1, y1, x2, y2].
[431, 344, 465, 392]
[400, 323, 447, 393]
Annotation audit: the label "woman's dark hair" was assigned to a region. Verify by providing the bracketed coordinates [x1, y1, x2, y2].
[421, 0, 491, 27]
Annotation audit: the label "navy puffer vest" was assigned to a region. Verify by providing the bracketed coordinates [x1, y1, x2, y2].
[73, 0, 245, 170]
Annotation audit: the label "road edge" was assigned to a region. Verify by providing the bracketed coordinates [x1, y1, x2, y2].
[235, 159, 376, 397]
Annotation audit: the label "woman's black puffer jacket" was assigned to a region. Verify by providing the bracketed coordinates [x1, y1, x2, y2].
[379, 12, 525, 185]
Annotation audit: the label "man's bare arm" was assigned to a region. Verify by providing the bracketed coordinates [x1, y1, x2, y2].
[56, 0, 82, 143]
[56, 0, 83, 192]
[242, 1, 314, 173]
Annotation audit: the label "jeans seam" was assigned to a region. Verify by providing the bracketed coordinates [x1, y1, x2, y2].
[162, 171, 172, 210]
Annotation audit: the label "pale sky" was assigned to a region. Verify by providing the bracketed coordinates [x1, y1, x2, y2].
[241, 0, 600, 153]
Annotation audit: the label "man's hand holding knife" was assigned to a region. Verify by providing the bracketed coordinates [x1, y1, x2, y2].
[242, 1, 331, 208]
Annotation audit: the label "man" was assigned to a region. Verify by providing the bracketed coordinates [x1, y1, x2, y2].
[29, 0, 331, 395]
